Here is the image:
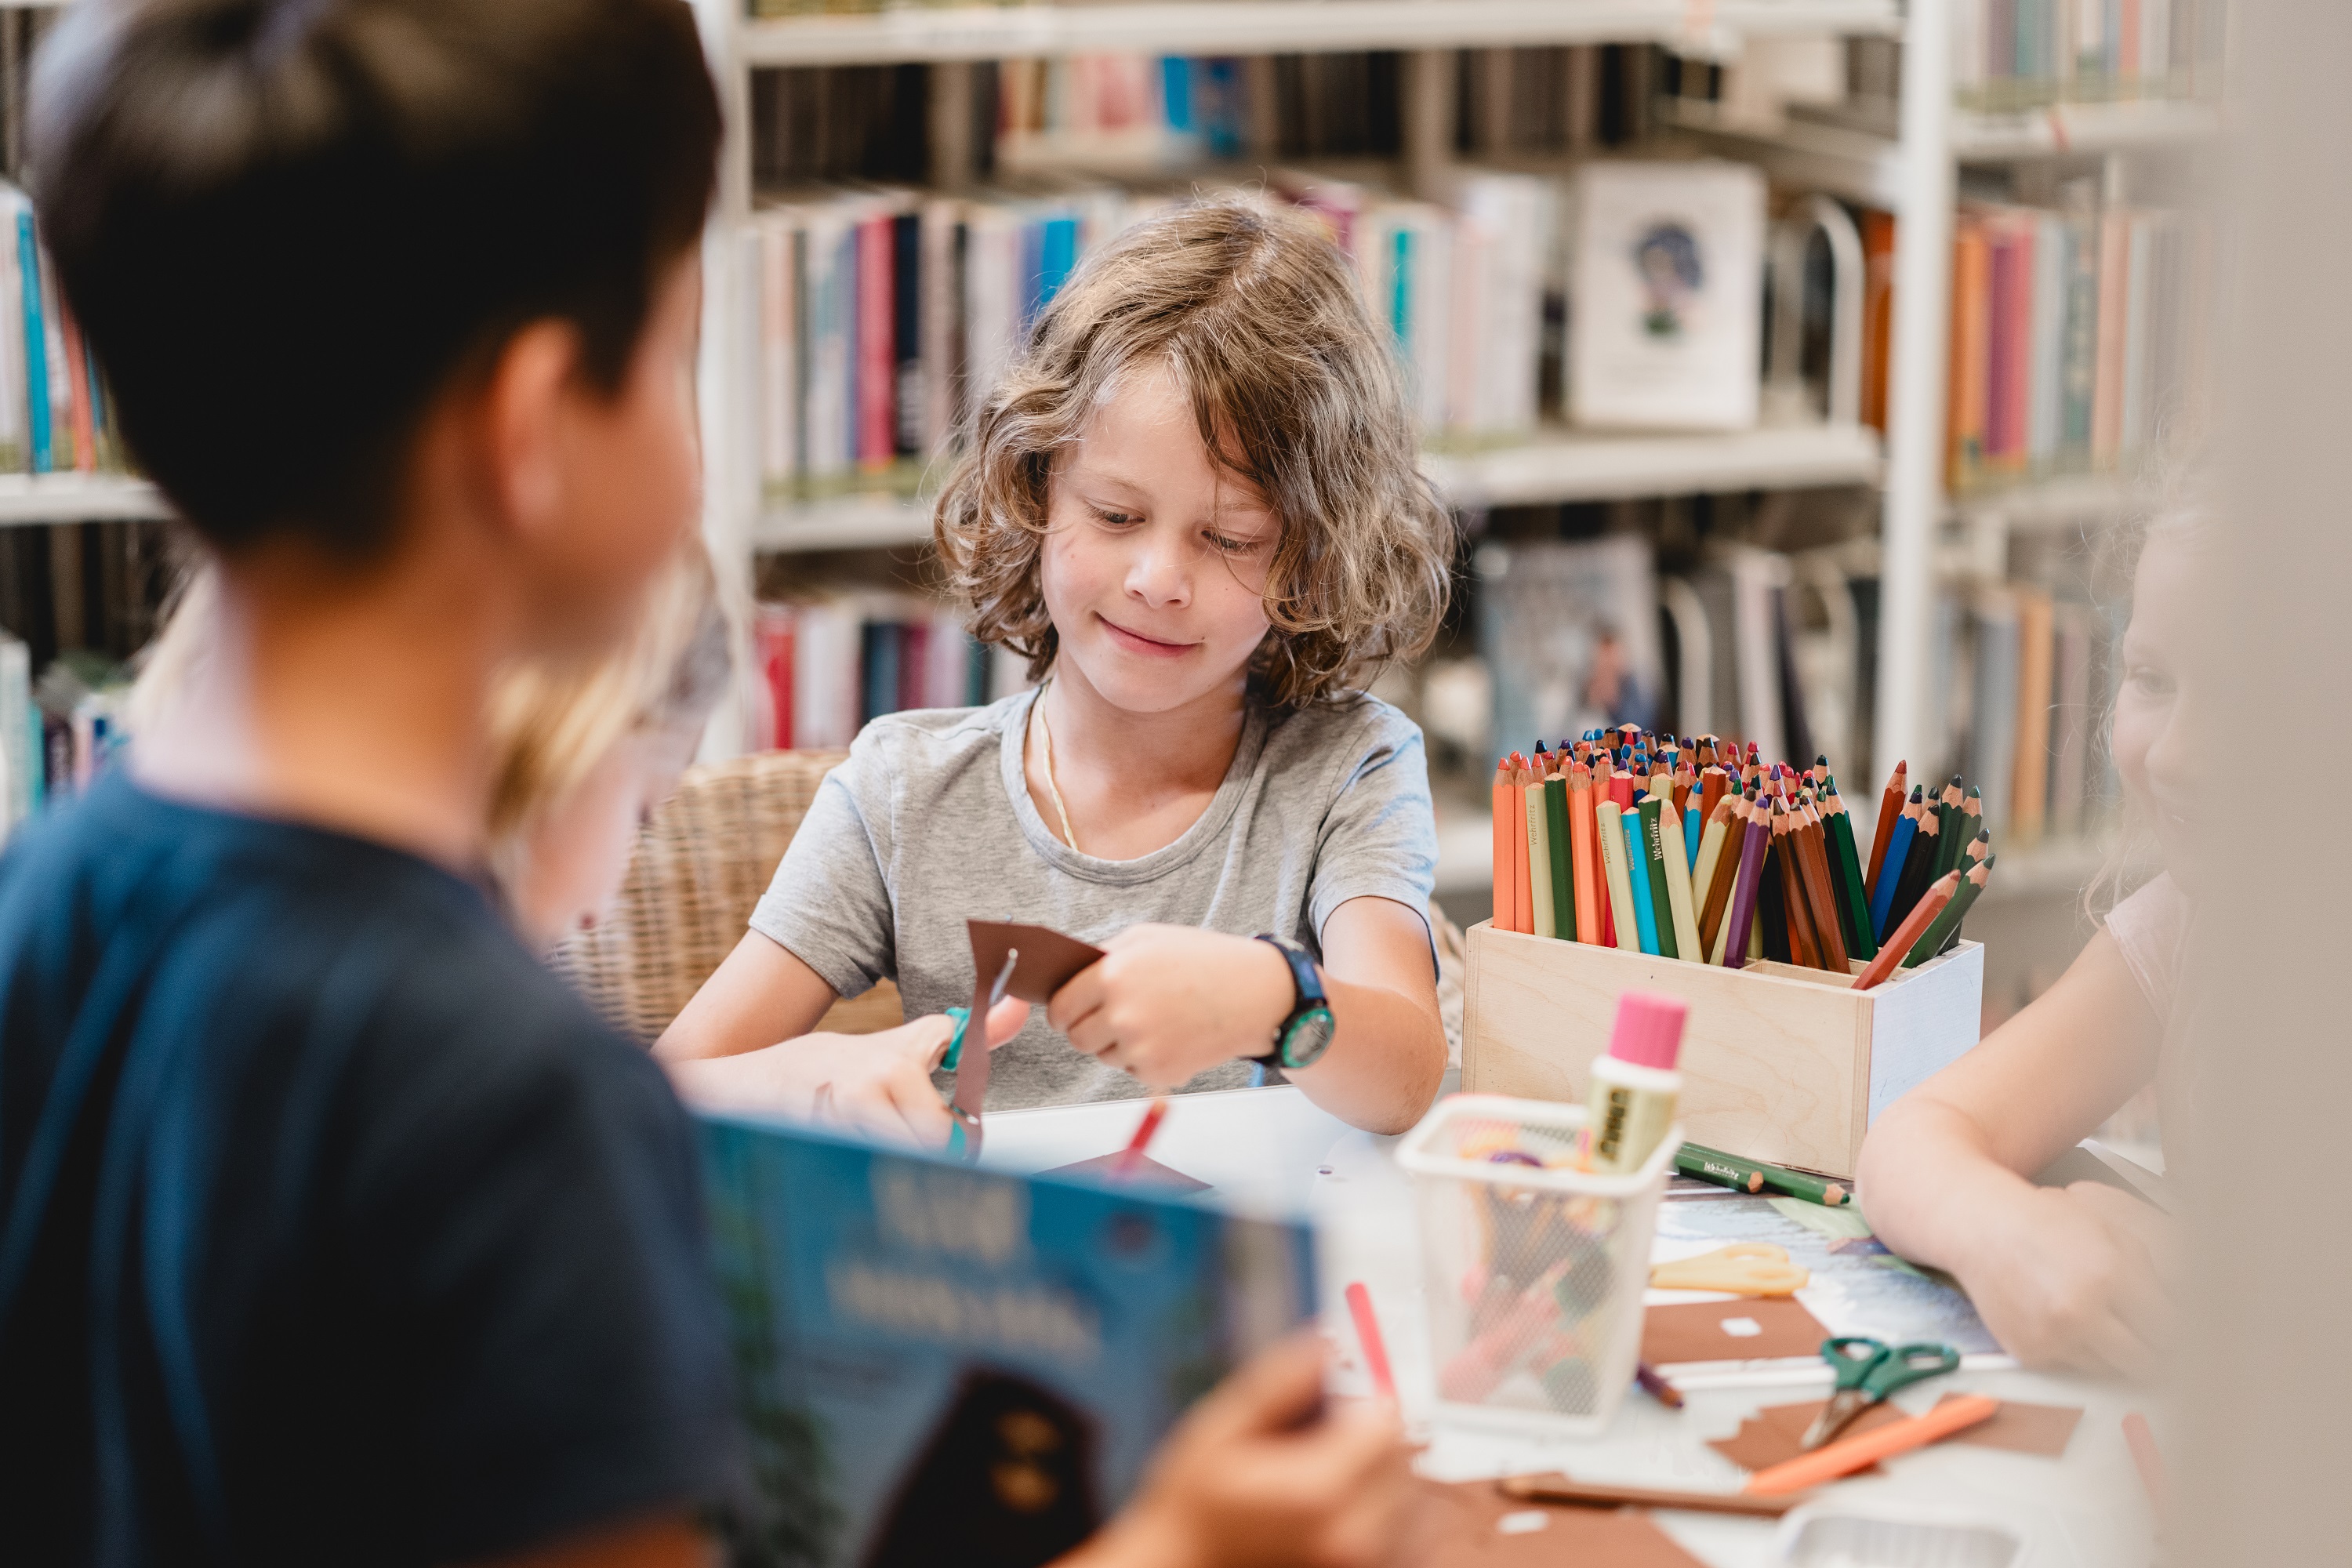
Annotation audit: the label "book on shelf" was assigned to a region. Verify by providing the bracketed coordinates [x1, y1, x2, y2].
[1942, 188, 2208, 495]
[1951, 0, 2228, 111]
[1475, 533, 1664, 747]
[699, 1112, 1315, 1568]
[1567, 161, 1766, 433]
[756, 592, 1012, 751]
[0, 184, 132, 481]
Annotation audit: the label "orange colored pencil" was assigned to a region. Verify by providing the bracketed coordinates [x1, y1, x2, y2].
[1852, 870, 1960, 989]
[1492, 761, 1516, 935]
[1866, 760, 1907, 890]
[1694, 793, 1744, 958]
[1512, 765, 1534, 935]
[1771, 801, 1820, 968]
[1744, 1394, 2000, 1495]
[1794, 799, 1849, 972]
[1569, 765, 1599, 945]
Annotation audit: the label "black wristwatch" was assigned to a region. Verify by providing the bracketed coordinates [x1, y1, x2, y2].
[1253, 933, 1336, 1070]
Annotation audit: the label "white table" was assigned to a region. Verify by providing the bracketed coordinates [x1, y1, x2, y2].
[978, 1085, 2158, 1568]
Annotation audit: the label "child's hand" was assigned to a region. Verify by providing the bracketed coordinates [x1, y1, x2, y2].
[1963, 1181, 2176, 1377]
[1049, 925, 1293, 1087]
[1063, 1334, 1410, 1568]
[663, 996, 1029, 1149]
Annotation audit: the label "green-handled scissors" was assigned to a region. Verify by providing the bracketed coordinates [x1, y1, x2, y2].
[942, 946, 1019, 1163]
[1800, 1337, 1962, 1450]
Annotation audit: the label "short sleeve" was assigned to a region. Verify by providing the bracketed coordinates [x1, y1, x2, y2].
[747, 731, 898, 998]
[336, 958, 739, 1565]
[2104, 871, 2188, 1025]
[1305, 707, 1439, 945]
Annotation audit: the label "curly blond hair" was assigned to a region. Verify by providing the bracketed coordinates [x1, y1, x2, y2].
[933, 196, 1454, 709]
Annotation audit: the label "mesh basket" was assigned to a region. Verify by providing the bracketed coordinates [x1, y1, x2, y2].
[1396, 1093, 1681, 1436]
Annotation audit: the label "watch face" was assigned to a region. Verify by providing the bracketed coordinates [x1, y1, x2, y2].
[1281, 1007, 1338, 1069]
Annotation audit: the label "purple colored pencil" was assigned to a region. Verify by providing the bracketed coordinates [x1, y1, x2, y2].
[1722, 804, 1771, 967]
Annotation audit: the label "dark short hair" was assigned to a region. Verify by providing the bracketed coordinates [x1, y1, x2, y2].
[30, 0, 720, 557]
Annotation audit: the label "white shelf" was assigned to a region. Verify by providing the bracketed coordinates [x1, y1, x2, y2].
[1425, 421, 1882, 509]
[0, 473, 168, 525]
[753, 423, 1883, 552]
[1951, 99, 2223, 160]
[753, 492, 935, 552]
[740, 0, 1900, 67]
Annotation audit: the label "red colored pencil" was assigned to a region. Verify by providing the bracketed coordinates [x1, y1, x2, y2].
[1852, 871, 1958, 989]
[1114, 1096, 1172, 1175]
[1866, 760, 1907, 890]
[1345, 1282, 1397, 1403]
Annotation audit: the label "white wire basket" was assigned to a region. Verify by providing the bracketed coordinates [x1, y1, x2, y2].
[1396, 1093, 1682, 1436]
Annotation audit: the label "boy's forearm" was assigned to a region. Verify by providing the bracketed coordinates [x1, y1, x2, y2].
[1289, 975, 1446, 1134]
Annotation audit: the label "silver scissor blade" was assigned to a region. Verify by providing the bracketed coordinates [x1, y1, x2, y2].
[1800, 1389, 1871, 1452]
[986, 947, 1019, 1011]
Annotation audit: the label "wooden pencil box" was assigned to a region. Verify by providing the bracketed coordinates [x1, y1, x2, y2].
[1461, 922, 1984, 1180]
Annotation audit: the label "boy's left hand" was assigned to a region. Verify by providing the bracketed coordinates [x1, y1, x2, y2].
[1050, 924, 1292, 1087]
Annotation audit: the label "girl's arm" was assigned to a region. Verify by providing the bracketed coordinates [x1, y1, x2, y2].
[1050, 895, 1448, 1135]
[1856, 928, 2173, 1373]
[655, 931, 839, 1062]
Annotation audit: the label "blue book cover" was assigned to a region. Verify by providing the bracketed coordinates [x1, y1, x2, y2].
[16, 209, 49, 475]
[699, 1115, 1316, 1568]
[860, 620, 899, 724]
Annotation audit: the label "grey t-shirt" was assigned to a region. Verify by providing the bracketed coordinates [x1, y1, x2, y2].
[750, 685, 1437, 1109]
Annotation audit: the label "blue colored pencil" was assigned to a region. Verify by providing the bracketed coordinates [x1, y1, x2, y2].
[1869, 789, 1923, 941]
[1684, 794, 1703, 868]
[1623, 810, 1662, 955]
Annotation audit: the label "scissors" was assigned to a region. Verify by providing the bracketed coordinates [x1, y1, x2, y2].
[1800, 1336, 1962, 1450]
[942, 946, 1019, 1164]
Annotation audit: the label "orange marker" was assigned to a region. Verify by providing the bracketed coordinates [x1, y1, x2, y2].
[1744, 1394, 2000, 1495]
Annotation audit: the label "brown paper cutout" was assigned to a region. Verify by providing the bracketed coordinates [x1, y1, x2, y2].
[1400, 1479, 1708, 1568]
[1937, 1395, 2082, 1456]
[1039, 1152, 1212, 1193]
[1639, 1297, 1832, 1366]
[967, 920, 1107, 1005]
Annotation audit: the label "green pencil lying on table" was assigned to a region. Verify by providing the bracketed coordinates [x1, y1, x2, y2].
[1675, 1142, 1850, 1207]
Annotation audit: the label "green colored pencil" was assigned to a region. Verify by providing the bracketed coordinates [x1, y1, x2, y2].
[1675, 1142, 1850, 1207]
[1904, 855, 1992, 966]
[1544, 775, 1575, 940]
[1821, 784, 1878, 962]
[1933, 777, 1967, 875]
[1639, 796, 1679, 959]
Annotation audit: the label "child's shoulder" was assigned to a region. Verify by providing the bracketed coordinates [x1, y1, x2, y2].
[852, 691, 1026, 757]
[1261, 688, 1425, 759]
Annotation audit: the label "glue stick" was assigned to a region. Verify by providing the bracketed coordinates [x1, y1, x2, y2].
[1586, 990, 1686, 1173]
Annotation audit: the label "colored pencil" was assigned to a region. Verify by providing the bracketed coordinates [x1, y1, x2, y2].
[1964, 827, 1991, 868]
[1675, 1142, 1850, 1206]
[1659, 794, 1703, 961]
[1744, 1395, 2000, 1495]
[1512, 764, 1534, 935]
[1595, 800, 1642, 953]
[1544, 773, 1574, 941]
[1637, 796, 1679, 958]
[1821, 786, 1878, 961]
[1692, 795, 1738, 957]
[1795, 800, 1850, 973]
[1115, 1095, 1171, 1175]
[1889, 803, 1943, 933]
[1624, 807, 1664, 956]
[1344, 1281, 1397, 1403]
[1866, 760, 1907, 890]
[2122, 1413, 2166, 1517]
[1722, 797, 1771, 968]
[1773, 802, 1823, 968]
[1853, 870, 1960, 989]
[1528, 771, 1557, 939]
[1491, 762, 1517, 935]
[1634, 1360, 1686, 1410]
[1683, 791, 1703, 868]
[1904, 855, 1991, 965]
[1570, 768, 1600, 946]
[1933, 776, 1966, 876]
[1868, 791, 1922, 940]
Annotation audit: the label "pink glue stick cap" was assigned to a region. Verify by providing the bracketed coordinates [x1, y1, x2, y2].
[1607, 990, 1687, 1070]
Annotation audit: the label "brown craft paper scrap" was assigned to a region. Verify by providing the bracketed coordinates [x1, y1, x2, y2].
[1039, 1152, 1212, 1193]
[1934, 1394, 2082, 1456]
[1399, 1479, 1708, 1568]
[1640, 1296, 1832, 1366]
[967, 920, 1105, 1004]
[1708, 1399, 1907, 1474]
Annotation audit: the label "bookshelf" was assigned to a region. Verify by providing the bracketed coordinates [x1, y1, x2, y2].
[690, 0, 2216, 797]
[0, 473, 165, 525]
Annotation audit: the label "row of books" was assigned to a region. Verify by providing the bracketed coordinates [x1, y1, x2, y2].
[746, 171, 1553, 501]
[0, 184, 129, 478]
[1469, 532, 2119, 846]
[750, 158, 1786, 500]
[0, 637, 127, 839]
[753, 593, 1029, 750]
[1952, 0, 2228, 111]
[1945, 195, 2209, 492]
